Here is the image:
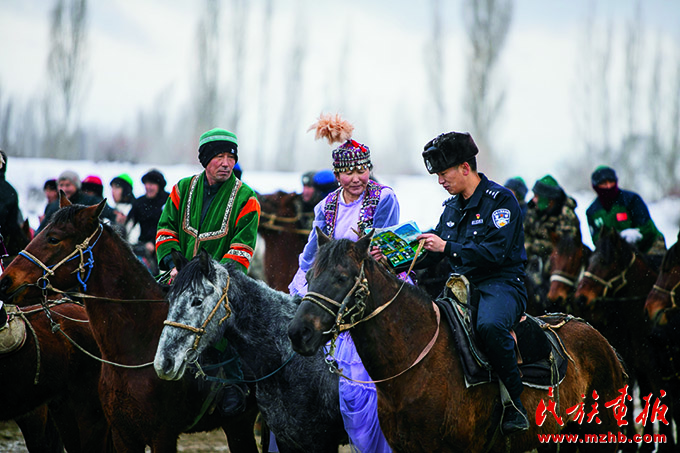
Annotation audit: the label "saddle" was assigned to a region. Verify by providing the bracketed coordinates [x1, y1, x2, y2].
[0, 305, 27, 355]
[435, 274, 569, 389]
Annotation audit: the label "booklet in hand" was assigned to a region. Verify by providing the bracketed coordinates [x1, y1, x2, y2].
[369, 221, 425, 269]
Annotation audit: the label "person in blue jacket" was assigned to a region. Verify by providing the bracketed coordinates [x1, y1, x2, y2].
[416, 131, 529, 435]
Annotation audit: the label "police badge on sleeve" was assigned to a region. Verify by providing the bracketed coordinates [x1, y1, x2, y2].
[492, 209, 511, 228]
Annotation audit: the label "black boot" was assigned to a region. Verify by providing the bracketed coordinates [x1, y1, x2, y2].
[218, 382, 248, 417]
[501, 398, 529, 435]
[0, 303, 7, 329]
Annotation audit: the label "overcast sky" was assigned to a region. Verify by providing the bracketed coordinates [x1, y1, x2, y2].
[0, 0, 678, 186]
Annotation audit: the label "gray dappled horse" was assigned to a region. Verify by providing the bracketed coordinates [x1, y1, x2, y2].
[153, 250, 347, 453]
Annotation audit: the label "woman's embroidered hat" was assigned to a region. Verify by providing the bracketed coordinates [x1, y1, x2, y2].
[308, 113, 372, 172]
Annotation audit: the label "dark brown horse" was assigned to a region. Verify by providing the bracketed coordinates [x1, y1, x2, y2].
[0, 198, 260, 453]
[257, 191, 311, 291]
[546, 230, 592, 313]
[574, 226, 672, 452]
[0, 300, 107, 452]
[645, 232, 680, 444]
[287, 231, 627, 452]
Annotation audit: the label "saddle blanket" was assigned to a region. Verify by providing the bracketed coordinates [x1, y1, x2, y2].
[0, 305, 27, 354]
[434, 297, 569, 389]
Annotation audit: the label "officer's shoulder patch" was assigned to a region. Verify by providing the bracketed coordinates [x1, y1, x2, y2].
[485, 189, 500, 199]
[492, 209, 511, 228]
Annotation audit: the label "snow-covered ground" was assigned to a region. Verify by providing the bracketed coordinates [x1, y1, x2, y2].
[5, 157, 680, 249]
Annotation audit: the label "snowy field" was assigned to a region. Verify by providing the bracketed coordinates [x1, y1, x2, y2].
[5, 157, 680, 250]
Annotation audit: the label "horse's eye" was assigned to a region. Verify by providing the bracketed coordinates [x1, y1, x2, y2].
[47, 236, 60, 245]
[191, 298, 202, 307]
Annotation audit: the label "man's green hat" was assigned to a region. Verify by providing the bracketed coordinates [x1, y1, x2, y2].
[198, 128, 238, 167]
[532, 175, 564, 200]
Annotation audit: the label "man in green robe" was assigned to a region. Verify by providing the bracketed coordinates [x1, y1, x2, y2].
[156, 128, 260, 277]
[155, 127, 260, 416]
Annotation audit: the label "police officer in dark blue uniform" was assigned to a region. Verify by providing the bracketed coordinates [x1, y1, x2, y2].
[417, 131, 529, 434]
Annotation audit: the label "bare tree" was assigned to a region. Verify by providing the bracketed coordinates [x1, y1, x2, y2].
[254, 0, 273, 167]
[426, 0, 446, 131]
[225, 0, 250, 132]
[194, 0, 220, 136]
[45, 0, 89, 159]
[276, 1, 307, 171]
[461, 0, 513, 175]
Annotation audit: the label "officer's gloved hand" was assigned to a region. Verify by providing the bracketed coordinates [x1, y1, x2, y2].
[620, 228, 643, 244]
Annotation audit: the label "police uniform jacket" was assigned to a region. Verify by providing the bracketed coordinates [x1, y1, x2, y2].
[428, 174, 527, 284]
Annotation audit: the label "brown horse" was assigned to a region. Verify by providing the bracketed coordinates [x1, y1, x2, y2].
[257, 191, 311, 291]
[645, 232, 680, 444]
[0, 198, 260, 453]
[574, 226, 672, 452]
[287, 231, 627, 452]
[0, 301, 107, 452]
[545, 230, 592, 314]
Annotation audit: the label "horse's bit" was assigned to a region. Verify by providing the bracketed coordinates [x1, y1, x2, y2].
[162, 276, 231, 363]
[581, 254, 636, 299]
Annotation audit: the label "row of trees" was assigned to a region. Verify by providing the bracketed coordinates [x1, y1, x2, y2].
[0, 0, 678, 198]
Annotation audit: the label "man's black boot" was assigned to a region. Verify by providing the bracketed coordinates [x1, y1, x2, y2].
[218, 383, 248, 417]
[501, 397, 529, 435]
[0, 303, 7, 329]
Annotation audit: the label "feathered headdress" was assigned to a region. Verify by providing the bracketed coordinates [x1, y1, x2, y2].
[308, 113, 372, 172]
[307, 113, 355, 145]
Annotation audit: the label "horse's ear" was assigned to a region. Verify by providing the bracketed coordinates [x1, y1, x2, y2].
[199, 248, 212, 276]
[356, 230, 374, 255]
[316, 226, 331, 247]
[171, 249, 189, 271]
[78, 201, 107, 230]
[59, 190, 72, 208]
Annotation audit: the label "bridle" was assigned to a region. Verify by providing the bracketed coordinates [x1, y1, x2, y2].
[581, 253, 637, 299]
[650, 276, 680, 310]
[300, 249, 440, 384]
[550, 268, 584, 288]
[18, 224, 103, 293]
[162, 276, 232, 363]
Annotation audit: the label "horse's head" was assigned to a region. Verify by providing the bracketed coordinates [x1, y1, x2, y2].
[287, 228, 373, 356]
[0, 194, 105, 304]
[547, 230, 590, 310]
[258, 190, 310, 234]
[574, 226, 640, 312]
[154, 249, 232, 380]
[645, 234, 680, 324]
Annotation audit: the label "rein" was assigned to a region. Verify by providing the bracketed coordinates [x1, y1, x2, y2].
[161, 274, 297, 384]
[302, 241, 440, 384]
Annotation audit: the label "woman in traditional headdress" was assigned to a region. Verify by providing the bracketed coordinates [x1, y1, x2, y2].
[288, 113, 401, 453]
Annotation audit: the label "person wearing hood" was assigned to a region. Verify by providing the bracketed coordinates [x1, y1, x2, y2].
[523, 175, 580, 290]
[0, 150, 25, 260]
[586, 165, 666, 266]
[504, 176, 528, 221]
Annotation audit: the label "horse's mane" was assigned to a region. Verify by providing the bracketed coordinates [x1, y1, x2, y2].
[596, 227, 654, 269]
[555, 231, 581, 253]
[314, 238, 432, 302]
[170, 257, 218, 297]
